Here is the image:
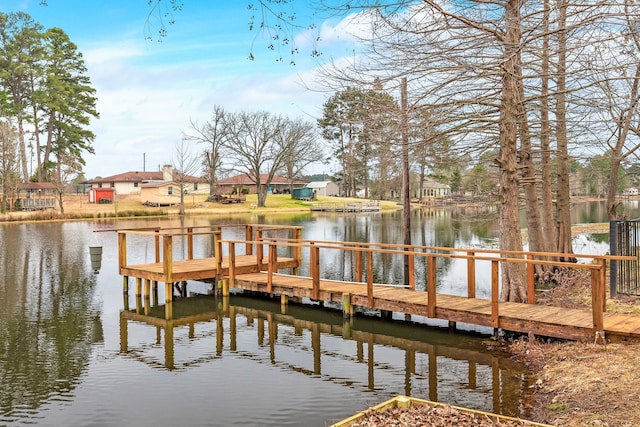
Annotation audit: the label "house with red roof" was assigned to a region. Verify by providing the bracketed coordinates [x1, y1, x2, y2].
[83, 165, 209, 204]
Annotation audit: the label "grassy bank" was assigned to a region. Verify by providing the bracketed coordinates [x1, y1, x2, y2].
[0, 193, 401, 223]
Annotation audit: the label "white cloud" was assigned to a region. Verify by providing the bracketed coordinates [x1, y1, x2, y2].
[81, 32, 332, 178]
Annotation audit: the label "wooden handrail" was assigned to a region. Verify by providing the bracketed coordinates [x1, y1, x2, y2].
[114, 226, 620, 338]
[256, 236, 632, 262]
[221, 238, 622, 269]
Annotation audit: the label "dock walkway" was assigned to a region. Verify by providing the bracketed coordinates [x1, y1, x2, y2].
[113, 224, 640, 343]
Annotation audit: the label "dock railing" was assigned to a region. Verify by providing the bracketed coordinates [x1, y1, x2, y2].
[114, 224, 303, 289]
[221, 237, 632, 334]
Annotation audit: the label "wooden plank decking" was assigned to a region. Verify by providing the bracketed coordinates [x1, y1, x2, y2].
[231, 271, 640, 342]
[121, 255, 298, 283]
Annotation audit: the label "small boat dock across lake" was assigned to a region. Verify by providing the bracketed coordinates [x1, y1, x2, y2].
[110, 224, 640, 343]
[310, 201, 381, 212]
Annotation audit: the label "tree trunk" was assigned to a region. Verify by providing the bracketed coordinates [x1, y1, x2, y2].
[515, 59, 547, 278]
[401, 77, 412, 286]
[499, 0, 527, 302]
[540, 0, 556, 254]
[16, 117, 28, 182]
[554, 0, 574, 259]
[179, 184, 185, 215]
[606, 64, 640, 220]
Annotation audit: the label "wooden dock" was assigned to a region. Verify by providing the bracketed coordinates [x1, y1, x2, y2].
[310, 201, 381, 212]
[114, 224, 640, 343]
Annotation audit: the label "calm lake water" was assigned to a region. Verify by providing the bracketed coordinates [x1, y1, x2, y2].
[0, 201, 632, 426]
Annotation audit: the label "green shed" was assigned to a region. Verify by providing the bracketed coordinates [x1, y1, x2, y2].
[293, 187, 314, 200]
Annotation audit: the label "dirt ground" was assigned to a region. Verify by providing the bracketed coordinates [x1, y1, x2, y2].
[503, 269, 640, 427]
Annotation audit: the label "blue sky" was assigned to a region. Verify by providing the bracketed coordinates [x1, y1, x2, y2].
[0, 0, 353, 178]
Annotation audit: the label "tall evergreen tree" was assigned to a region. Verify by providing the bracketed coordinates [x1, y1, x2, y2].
[38, 27, 98, 183]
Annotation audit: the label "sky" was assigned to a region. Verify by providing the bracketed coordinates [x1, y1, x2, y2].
[0, 0, 355, 178]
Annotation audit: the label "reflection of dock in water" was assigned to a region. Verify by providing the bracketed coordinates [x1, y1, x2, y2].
[119, 294, 533, 417]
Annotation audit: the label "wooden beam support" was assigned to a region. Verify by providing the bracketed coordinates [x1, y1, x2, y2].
[245, 225, 254, 256]
[355, 244, 363, 282]
[228, 241, 236, 288]
[467, 251, 475, 299]
[267, 241, 277, 293]
[154, 229, 160, 263]
[292, 227, 303, 274]
[163, 235, 173, 285]
[118, 232, 127, 269]
[367, 251, 374, 308]
[187, 227, 194, 260]
[256, 230, 264, 267]
[427, 255, 436, 318]
[311, 244, 320, 300]
[491, 259, 499, 329]
[526, 254, 535, 304]
[592, 266, 604, 332]
[407, 248, 415, 290]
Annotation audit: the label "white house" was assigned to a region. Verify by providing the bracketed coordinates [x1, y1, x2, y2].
[83, 165, 209, 200]
[412, 178, 451, 199]
[306, 181, 340, 197]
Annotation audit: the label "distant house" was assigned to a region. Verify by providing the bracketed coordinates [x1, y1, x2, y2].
[83, 170, 166, 195]
[412, 178, 451, 199]
[386, 177, 451, 200]
[306, 181, 339, 197]
[83, 165, 209, 204]
[217, 174, 306, 195]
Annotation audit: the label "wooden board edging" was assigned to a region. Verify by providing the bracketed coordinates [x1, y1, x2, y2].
[329, 395, 552, 427]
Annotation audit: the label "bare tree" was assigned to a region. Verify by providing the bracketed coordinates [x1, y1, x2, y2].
[276, 117, 326, 196]
[224, 110, 287, 207]
[172, 138, 201, 215]
[183, 105, 228, 196]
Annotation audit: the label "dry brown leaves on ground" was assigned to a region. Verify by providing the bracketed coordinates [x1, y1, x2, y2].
[506, 339, 640, 427]
[351, 403, 539, 427]
[503, 266, 640, 426]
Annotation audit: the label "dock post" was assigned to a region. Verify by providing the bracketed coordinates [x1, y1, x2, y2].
[292, 227, 302, 275]
[122, 276, 129, 294]
[163, 235, 173, 302]
[342, 318, 352, 339]
[144, 279, 151, 298]
[135, 277, 142, 297]
[222, 279, 229, 297]
[343, 293, 354, 318]
[245, 225, 253, 255]
[165, 282, 173, 303]
[381, 310, 392, 320]
[448, 321, 457, 332]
